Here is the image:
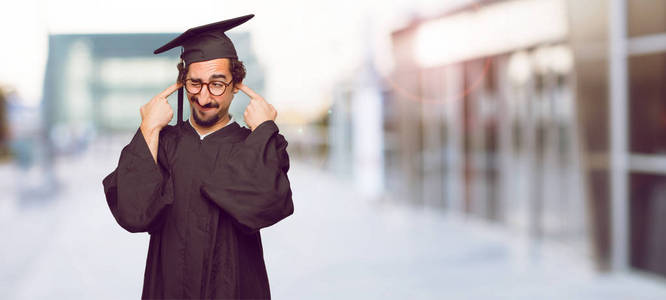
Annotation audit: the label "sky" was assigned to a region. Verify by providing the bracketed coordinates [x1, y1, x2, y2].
[0, 0, 470, 122]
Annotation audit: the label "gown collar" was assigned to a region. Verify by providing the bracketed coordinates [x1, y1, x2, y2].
[182, 115, 243, 141]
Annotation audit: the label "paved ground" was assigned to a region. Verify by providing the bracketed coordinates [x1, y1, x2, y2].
[1, 136, 666, 299]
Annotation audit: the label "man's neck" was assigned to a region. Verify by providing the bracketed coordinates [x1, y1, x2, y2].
[189, 113, 231, 136]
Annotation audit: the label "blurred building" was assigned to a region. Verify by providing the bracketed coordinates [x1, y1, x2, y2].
[0, 88, 9, 161]
[378, 0, 666, 278]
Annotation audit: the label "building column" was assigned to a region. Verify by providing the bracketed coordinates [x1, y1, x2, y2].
[609, 0, 629, 271]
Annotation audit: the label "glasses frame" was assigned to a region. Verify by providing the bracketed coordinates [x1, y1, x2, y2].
[183, 78, 231, 96]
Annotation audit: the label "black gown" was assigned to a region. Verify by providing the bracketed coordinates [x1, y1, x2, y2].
[102, 120, 294, 299]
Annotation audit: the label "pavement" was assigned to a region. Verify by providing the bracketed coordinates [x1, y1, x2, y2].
[1, 136, 666, 299]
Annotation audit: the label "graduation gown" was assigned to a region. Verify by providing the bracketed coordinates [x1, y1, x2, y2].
[102, 120, 294, 299]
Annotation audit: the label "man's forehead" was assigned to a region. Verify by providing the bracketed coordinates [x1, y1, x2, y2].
[187, 58, 231, 76]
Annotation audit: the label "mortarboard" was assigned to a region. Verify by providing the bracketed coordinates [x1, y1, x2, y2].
[153, 14, 254, 125]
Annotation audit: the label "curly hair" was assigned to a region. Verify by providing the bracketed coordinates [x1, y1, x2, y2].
[177, 58, 246, 85]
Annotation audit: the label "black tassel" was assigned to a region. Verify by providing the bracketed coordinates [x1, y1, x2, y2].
[176, 60, 185, 126]
[177, 86, 183, 126]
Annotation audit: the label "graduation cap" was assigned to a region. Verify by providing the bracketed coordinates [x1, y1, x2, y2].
[153, 14, 254, 125]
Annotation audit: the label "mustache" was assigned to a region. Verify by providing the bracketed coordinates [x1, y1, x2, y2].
[191, 96, 220, 108]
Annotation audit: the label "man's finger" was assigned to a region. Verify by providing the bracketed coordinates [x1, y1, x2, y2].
[238, 83, 263, 100]
[159, 82, 183, 99]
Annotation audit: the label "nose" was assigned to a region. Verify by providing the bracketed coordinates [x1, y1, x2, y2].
[197, 84, 212, 106]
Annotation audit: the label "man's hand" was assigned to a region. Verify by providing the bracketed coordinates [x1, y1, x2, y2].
[140, 83, 181, 134]
[139, 82, 181, 164]
[239, 83, 277, 131]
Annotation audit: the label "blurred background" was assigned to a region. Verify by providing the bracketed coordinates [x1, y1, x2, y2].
[2, 0, 666, 299]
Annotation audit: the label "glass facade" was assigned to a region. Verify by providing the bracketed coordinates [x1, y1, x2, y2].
[627, 0, 666, 37]
[386, 0, 666, 278]
[628, 53, 666, 155]
[627, 0, 666, 278]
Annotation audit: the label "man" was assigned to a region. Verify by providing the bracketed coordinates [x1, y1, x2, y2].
[102, 14, 294, 299]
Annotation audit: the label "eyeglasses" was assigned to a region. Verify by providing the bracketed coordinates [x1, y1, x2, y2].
[183, 79, 231, 96]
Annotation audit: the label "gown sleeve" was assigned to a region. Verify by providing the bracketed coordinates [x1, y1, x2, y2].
[200, 120, 294, 233]
[102, 128, 174, 233]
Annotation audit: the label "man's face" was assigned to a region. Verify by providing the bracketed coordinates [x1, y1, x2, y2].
[185, 58, 239, 127]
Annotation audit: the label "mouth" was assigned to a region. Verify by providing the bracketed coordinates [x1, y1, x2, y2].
[199, 106, 216, 113]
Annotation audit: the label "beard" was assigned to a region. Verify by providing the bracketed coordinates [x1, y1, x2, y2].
[190, 96, 227, 127]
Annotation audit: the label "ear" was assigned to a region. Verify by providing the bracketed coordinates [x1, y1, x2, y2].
[233, 81, 242, 94]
